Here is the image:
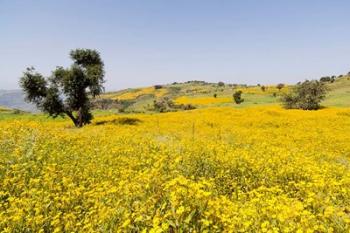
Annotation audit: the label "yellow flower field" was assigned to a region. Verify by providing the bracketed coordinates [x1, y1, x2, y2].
[175, 96, 232, 105]
[1, 106, 350, 232]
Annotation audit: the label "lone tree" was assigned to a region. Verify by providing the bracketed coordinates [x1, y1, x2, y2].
[218, 81, 225, 87]
[233, 90, 244, 104]
[281, 80, 327, 110]
[276, 83, 285, 91]
[20, 49, 105, 127]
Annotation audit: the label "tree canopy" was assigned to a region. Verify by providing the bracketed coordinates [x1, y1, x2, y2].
[20, 49, 105, 127]
[281, 80, 327, 110]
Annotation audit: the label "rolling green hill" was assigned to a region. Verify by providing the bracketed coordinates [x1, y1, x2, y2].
[98, 76, 350, 113]
[323, 76, 350, 107]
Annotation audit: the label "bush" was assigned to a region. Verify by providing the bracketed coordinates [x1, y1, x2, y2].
[320, 76, 331, 82]
[153, 98, 172, 112]
[218, 81, 225, 87]
[181, 104, 196, 110]
[281, 80, 327, 110]
[153, 98, 196, 112]
[276, 83, 284, 91]
[154, 85, 163, 89]
[233, 91, 244, 104]
[261, 86, 266, 92]
[213, 93, 217, 98]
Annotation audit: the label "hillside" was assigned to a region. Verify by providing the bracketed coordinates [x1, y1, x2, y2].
[99, 76, 350, 113]
[322, 76, 350, 107]
[1, 75, 349, 115]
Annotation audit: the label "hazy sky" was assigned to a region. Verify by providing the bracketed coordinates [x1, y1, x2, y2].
[1, 1, 350, 91]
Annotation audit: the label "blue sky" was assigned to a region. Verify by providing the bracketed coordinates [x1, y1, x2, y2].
[1, 0, 350, 91]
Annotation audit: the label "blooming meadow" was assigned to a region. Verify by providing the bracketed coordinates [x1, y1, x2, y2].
[1, 106, 350, 232]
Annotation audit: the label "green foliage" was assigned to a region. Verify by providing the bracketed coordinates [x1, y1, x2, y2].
[153, 98, 174, 112]
[153, 98, 196, 113]
[281, 80, 327, 110]
[276, 83, 284, 91]
[233, 91, 244, 104]
[20, 49, 105, 127]
[218, 81, 225, 87]
[320, 76, 335, 83]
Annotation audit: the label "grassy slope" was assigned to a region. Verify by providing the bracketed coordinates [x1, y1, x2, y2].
[100, 82, 290, 112]
[1, 76, 349, 119]
[101, 76, 350, 112]
[323, 76, 350, 107]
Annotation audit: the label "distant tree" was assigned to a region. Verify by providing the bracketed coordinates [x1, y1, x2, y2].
[153, 98, 171, 112]
[320, 76, 336, 83]
[276, 83, 285, 91]
[281, 80, 327, 110]
[213, 93, 217, 98]
[154, 85, 163, 89]
[218, 81, 225, 87]
[20, 49, 105, 127]
[233, 90, 244, 104]
[320, 76, 331, 82]
[261, 86, 266, 92]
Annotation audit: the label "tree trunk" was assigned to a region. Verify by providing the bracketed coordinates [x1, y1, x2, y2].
[65, 111, 79, 127]
[77, 107, 83, 127]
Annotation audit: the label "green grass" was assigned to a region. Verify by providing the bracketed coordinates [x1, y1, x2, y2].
[2, 77, 348, 120]
[97, 77, 350, 112]
[322, 76, 350, 107]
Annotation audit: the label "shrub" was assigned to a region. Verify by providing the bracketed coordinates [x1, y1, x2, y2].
[213, 93, 217, 98]
[276, 83, 284, 91]
[281, 80, 327, 110]
[153, 98, 172, 112]
[154, 85, 163, 89]
[154, 97, 196, 112]
[261, 86, 266, 92]
[320, 76, 331, 82]
[233, 91, 244, 104]
[218, 81, 225, 87]
[181, 104, 196, 110]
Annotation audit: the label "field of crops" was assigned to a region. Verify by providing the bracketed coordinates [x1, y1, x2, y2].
[1, 106, 350, 232]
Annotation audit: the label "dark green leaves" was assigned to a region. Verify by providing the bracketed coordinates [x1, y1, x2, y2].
[281, 80, 327, 110]
[20, 67, 47, 105]
[19, 49, 105, 127]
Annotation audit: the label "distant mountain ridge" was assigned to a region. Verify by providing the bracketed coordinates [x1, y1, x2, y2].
[0, 89, 37, 112]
